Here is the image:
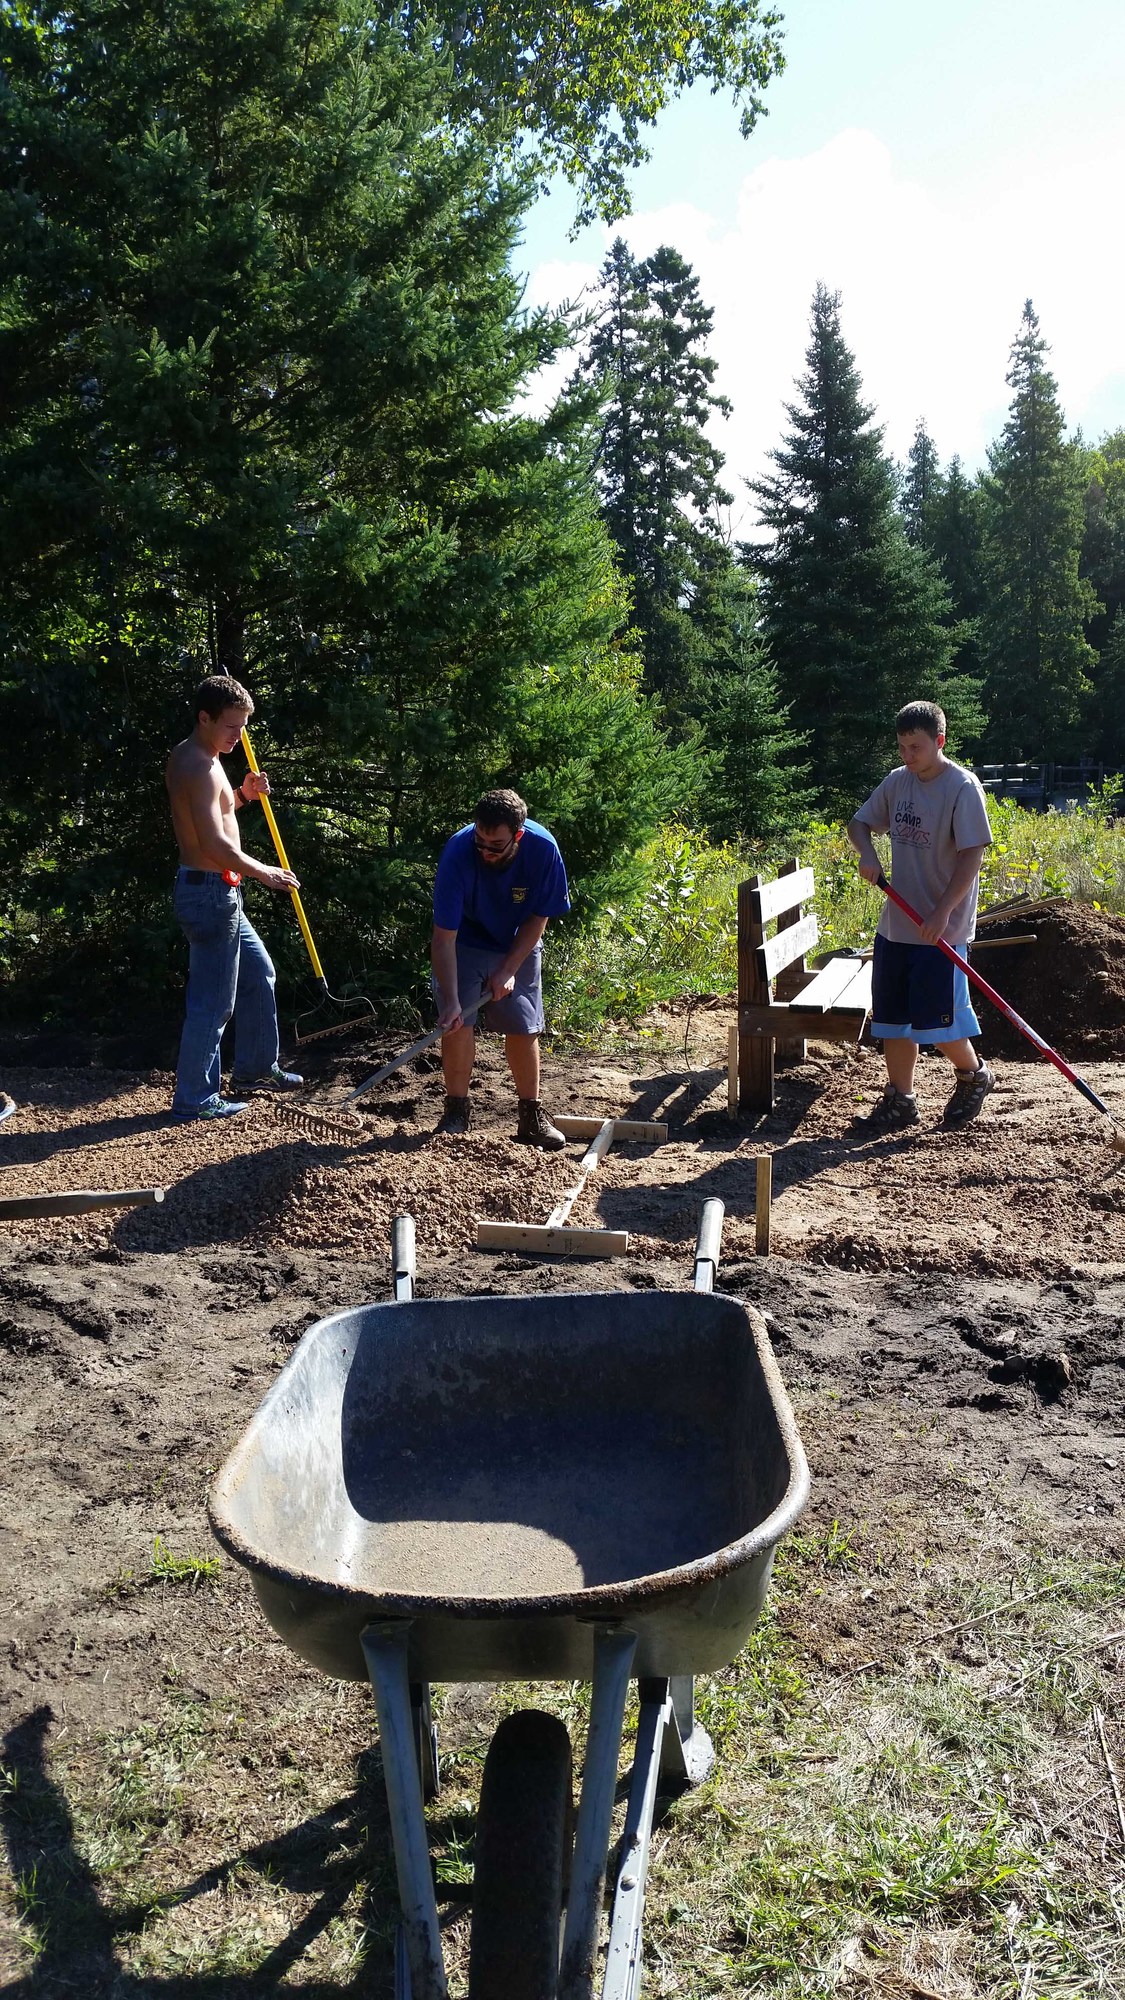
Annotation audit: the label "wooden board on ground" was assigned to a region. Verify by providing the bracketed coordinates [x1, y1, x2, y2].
[0, 1187, 166, 1221]
[475, 1222, 630, 1257]
[552, 1116, 667, 1143]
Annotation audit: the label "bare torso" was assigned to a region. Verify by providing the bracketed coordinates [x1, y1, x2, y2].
[166, 738, 239, 870]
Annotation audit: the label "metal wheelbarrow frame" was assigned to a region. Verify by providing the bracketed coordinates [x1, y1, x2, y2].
[209, 1207, 809, 1998]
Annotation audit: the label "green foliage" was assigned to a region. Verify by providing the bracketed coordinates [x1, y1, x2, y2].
[981, 790, 1125, 911]
[550, 795, 1125, 1032]
[425, 0, 787, 226]
[582, 237, 733, 723]
[980, 301, 1098, 756]
[750, 285, 983, 817]
[0, 0, 685, 1026]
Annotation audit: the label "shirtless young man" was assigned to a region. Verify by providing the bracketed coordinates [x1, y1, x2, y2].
[165, 675, 302, 1121]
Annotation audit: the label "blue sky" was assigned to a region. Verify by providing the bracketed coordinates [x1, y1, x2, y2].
[517, 0, 1125, 524]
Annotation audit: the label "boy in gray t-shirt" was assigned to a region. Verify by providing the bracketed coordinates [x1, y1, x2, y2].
[847, 700, 995, 1132]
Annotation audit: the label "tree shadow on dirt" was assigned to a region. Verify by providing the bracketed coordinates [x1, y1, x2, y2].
[596, 1125, 926, 1247]
[0, 1112, 170, 1174]
[109, 1139, 356, 1254]
[0, 1704, 423, 1997]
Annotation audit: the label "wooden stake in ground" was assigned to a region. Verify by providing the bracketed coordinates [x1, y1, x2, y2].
[755, 1155, 772, 1257]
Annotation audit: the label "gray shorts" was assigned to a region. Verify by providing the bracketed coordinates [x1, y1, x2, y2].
[435, 940, 545, 1035]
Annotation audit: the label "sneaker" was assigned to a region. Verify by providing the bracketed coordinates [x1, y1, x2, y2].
[231, 1063, 304, 1094]
[436, 1094, 471, 1135]
[859, 1083, 920, 1133]
[943, 1061, 995, 1127]
[515, 1098, 566, 1151]
[171, 1096, 249, 1123]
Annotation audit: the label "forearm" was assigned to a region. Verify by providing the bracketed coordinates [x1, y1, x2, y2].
[431, 929, 460, 1008]
[847, 817, 880, 864]
[497, 915, 549, 978]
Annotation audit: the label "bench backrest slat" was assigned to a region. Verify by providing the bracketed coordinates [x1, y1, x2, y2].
[750, 867, 815, 926]
[756, 911, 819, 984]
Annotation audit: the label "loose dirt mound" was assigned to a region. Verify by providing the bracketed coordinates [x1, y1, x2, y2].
[974, 901, 1125, 1060]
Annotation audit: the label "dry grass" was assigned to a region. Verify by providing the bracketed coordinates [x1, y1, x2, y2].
[3, 1497, 1123, 1999]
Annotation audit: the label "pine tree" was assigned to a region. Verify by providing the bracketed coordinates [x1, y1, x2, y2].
[901, 419, 943, 545]
[750, 285, 981, 815]
[980, 301, 1098, 757]
[690, 553, 814, 840]
[926, 456, 990, 691]
[0, 0, 691, 1019]
[583, 240, 731, 719]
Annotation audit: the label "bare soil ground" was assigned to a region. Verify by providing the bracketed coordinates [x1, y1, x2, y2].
[2, 938, 1125, 1995]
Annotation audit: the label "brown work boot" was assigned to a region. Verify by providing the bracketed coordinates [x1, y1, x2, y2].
[515, 1098, 566, 1151]
[436, 1093, 470, 1135]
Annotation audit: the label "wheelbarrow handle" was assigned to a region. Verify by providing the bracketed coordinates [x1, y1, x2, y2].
[874, 874, 1114, 1118]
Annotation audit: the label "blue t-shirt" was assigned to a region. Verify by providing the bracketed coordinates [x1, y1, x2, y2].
[432, 820, 570, 950]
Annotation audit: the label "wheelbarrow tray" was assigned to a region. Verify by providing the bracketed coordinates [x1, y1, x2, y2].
[209, 1289, 808, 1683]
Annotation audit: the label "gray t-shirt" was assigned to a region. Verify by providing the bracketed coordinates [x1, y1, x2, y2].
[855, 760, 992, 946]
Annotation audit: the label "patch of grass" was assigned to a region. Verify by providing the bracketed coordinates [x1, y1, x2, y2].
[149, 1535, 222, 1586]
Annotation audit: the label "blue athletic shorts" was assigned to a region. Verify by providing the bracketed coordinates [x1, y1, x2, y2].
[870, 935, 981, 1041]
[433, 940, 545, 1035]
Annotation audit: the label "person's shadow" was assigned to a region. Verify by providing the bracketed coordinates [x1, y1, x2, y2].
[0, 1704, 448, 1996]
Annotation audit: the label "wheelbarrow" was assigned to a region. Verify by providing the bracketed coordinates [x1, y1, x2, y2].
[208, 1205, 809, 1998]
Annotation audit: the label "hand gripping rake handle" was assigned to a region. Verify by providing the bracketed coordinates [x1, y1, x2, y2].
[876, 874, 1121, 1132]
[240, 726, 326, 985]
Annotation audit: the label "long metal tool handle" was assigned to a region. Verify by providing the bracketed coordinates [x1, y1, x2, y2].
[240, 725, 327, 985]
[338, 1003, 483, 1111]
[876, 874, 1116, 1120]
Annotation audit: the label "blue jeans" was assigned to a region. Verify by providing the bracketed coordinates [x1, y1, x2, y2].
[172, 871, 279, 1110]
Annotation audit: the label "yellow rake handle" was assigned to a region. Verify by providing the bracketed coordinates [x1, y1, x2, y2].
[240, 725, 326, 984]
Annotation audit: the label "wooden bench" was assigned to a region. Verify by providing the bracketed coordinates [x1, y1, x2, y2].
[734, 859, 873, 1114]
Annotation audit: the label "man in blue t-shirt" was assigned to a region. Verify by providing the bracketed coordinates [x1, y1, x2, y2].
[431, 788, 571, 1147]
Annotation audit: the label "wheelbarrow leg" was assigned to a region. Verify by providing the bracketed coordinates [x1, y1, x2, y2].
[361, 1622, 447, 2000]
[660, 1676, 715, 1786]
[411, 1681, 440, 1802]
[602, 1680, 715, 2000]
[558, 1624, 637, 2000]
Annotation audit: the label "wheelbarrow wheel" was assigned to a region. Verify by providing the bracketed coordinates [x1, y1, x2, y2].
[468, 1708, 573, 2000]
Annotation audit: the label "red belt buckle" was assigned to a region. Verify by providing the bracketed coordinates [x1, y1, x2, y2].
[222, 870, 242, 887]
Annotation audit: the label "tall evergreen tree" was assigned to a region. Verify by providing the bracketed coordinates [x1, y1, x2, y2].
[583, 240, 733, 718]
[980, 301, 1097, 757]
[750, 284, 980, 815]
[0, 0, 690, 1019]
[925, 456, 989, 691]
[900, 418, 943, 545]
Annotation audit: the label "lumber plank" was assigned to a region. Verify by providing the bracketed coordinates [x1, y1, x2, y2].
[0, 1187, 165, 1221]
[792, 954, 868, 1012]
[755, 1155, 772, 1257]
[552, 1117, 667, 1143]
[750, 866, 815, 925]
[475, 1222, 630, 1256]
[740, 1005, 868, 1043]
[755, 912, 819, 985]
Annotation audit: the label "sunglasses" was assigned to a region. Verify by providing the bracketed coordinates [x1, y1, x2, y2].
[474, 829, 518, 857]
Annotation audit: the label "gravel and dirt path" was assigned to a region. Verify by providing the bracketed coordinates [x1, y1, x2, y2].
[2, 910, 1124, 1994]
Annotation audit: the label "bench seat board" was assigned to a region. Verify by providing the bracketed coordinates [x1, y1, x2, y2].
[794, 955, 870, 1012]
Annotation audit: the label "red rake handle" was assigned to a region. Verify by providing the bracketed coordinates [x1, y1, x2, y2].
[875, 874, 1115, 1121]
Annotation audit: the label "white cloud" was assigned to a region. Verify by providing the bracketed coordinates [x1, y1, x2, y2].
[523, 128, 1125, 528]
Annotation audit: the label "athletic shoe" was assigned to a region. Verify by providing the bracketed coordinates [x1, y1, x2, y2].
[231, 1063, 304, 1093]
[171, 1096, 249, 1123]
[859, 1083, 920, 1133]
[943, 1061, 996, 1127]
[436, 1094, 471, 1135]
[515, 1099, 566, 1151]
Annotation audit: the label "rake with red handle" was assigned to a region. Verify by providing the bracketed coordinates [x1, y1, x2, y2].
[875, 874, 1125, 1152]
